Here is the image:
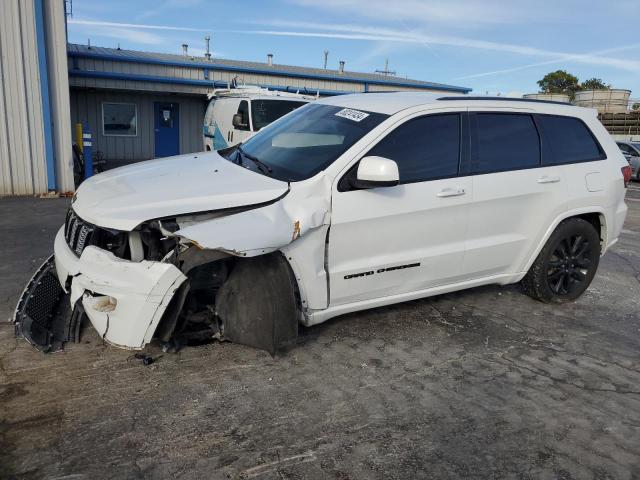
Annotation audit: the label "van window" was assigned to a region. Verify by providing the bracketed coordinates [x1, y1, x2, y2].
[366, 114, 460, 183]
[537, 115, 604, 165]
[251, 100, 307, 131]
[470, 113, 540, 174]
[236, 100, 250, 131]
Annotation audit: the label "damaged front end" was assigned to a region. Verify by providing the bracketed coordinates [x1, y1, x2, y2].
[14, 174, 330, 355]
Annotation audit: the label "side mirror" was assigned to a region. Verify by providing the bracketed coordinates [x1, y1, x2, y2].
[232, 113, 247, 128]
[351, 156, 399, 189]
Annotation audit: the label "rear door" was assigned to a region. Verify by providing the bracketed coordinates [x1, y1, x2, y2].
[328, 111, 472, 306]
[461, 109, 568, 278]
[536, 114, 608, 213]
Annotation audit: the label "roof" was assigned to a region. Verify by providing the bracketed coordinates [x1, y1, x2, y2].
[318, 92, 589, 115]
[67, 44, 471, 94]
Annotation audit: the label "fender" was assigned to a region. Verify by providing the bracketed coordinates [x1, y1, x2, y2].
[175, 174, 331, 257]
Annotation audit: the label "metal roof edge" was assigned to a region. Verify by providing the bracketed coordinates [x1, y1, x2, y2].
[67, 47, 472, 93]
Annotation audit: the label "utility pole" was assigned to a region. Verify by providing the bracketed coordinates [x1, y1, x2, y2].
[323, 50, 329, 69]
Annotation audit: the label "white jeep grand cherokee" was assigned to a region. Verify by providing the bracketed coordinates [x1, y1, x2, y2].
[15, 93, 631, 354]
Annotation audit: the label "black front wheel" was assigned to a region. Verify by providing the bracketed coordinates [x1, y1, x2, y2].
[522, 218, 600, 303]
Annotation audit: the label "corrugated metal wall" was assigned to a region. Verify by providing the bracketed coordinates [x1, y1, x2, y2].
[44, 0, 74, 193]
[70, 90, 206, 163]
[70, 56, 366, 95]
[0, 0, 48, 195]
[0, 0, 73, 195]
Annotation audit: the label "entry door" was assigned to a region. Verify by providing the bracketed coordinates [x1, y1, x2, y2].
[461, 110, 568, 278]
[154, 102, 180, 157]
[328, 112, 472, 306]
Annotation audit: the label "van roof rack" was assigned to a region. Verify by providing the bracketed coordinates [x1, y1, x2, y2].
[437, 96, 571, 106]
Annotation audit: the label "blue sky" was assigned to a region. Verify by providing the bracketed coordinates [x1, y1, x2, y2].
[67, 0, 640, 97]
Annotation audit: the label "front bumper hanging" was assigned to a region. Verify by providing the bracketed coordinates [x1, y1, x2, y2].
[13, 255, 86, 352]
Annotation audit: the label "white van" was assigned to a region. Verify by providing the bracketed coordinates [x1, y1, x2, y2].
[16, 93, 631, 355]
[203, 86, 313, 151]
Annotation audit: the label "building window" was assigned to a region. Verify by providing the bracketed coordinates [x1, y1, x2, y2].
[102, 102, 137, 136]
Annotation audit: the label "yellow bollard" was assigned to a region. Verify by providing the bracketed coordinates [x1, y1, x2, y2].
[75, 123, 83, 149]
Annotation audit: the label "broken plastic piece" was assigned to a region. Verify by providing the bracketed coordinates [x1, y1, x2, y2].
[13, 255, 86, 352]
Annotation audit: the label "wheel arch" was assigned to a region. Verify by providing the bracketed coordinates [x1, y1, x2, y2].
[518, 207, 608, 281]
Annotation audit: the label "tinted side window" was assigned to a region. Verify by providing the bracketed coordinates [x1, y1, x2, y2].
[367, 113, 460, 183]
[470, 113, 540, 174]
[537, 115, 604, 165]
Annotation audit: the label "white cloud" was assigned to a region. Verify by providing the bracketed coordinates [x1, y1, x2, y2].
[67, 19, 204, 32]
[241, 22, 640, 73]
[99, 27, 164, 45]
[286, 0, 546, 26]
[456, 44, 640, 80]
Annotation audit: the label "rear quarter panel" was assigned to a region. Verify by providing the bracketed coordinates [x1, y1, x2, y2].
[563, 114, 628, 250]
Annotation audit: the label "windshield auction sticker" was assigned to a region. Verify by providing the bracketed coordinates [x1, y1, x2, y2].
[335, 108, 370, 122]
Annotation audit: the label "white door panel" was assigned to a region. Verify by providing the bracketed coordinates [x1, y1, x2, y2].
[464, 168, 567, 277]
[329, 177, 472, 305]
[462, 109, 569, 278]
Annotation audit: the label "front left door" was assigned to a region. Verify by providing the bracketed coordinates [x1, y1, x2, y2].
[328, 112, 472, 306]
[154, 102, 180, 157]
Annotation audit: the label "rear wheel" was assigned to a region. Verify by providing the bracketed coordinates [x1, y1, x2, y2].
[521, 218, 600, 303]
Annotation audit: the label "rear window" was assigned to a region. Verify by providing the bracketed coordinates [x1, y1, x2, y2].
[469, 113, 540, 174]
[536, 115, 604, 165]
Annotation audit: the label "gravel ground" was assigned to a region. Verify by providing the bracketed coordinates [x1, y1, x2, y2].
[1, 186, 639, 480]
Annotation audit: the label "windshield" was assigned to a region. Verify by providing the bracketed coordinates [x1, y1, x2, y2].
[251, 99, 307, 131]
[231, 103, 388, 181]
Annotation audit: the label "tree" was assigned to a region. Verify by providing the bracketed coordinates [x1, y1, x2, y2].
[537, 70, 579, 97]
[580, 78, 610, 90]
[632, 103, 640, 111]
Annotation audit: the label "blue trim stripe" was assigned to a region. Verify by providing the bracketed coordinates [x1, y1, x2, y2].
[67, 50, 472, 93]
[35, 0, 56, 191]
[69, 70, 351, 97]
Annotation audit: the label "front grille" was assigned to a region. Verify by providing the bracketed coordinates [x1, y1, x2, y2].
[64, 209, 95, 257]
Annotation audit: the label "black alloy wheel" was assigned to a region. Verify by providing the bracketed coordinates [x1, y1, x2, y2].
[522, 218, 600, 303]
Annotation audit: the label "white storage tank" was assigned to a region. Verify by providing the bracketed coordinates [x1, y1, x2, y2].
[523, 93, 570, 103]
[573, 89, 631, 114]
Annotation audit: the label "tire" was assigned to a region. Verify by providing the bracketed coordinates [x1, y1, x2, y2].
[521, 218, 600, 303]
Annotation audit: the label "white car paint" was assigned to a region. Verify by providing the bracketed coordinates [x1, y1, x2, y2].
[51, 92, 629, 349]
[72, 151, 289, 231]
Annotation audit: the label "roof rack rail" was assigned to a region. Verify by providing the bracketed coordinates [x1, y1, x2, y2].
[437, 96, 571, 106]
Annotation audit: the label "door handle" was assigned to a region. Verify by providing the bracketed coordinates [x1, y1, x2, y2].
[537, 175, 561, 184]
[437, 187, 466, 198]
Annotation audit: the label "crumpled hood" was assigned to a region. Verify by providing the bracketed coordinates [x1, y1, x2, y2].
[71, 151, 289, 231]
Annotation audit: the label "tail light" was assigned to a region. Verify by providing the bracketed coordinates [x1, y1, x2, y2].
[622, 165, 632, 188]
